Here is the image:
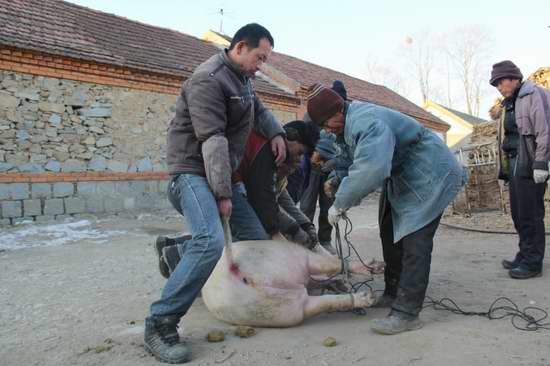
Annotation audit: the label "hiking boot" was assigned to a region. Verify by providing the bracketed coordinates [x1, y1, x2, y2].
[144, 315, 191, 364]
[163, 245, 182, 276]
[371, 293, 396, 308]
[155, 236, 175, 279]
[509, 266, 542, 279]
[502, 259, 520, 270]
[370, 311, 423, 335]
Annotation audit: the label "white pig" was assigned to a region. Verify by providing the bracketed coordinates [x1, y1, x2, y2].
[202, 240, 376, 327]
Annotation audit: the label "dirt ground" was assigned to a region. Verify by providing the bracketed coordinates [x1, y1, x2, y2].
[1, 199, 550, 366]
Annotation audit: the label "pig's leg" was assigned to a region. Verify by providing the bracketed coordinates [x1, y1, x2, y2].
[303, 291, 375, 318]
[307, 253, 372, 276]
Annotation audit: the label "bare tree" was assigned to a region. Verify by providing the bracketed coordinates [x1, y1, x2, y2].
[363, 55, 412, 98]
[445, 26, 494, 116]
[402, 31, 437, 104]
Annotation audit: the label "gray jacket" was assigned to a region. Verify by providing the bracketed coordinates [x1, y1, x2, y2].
[498, 80, 550, 178]
[166, 50, 284, 198]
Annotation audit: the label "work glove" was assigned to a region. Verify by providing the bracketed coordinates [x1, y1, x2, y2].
[328, 206, 345, 226]
[291, 228, 311, 246]
[301, 223, 319, 247]
[533, 169, 549, 184]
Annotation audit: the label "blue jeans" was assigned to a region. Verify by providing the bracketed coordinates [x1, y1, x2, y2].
[149, 174, 224, 318]
[149, 175, 267, 319]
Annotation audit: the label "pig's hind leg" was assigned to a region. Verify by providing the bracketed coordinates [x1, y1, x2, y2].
[307, 252, 372, 276]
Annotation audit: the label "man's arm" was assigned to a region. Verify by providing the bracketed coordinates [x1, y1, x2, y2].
[277, 188, 310, 226]
[244, 145, 280, 235]
[333, 121, 395, 211]
[531, 87, 550, 170]
[187, 74, 232, 199]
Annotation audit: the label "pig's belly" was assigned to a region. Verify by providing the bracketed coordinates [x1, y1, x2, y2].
[202, 240, 311, 327]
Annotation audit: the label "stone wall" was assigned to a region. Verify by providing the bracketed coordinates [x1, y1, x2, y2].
[0, 70, 177, 174]
[0, 70, 301, 224]
[0, 179, 170, 225]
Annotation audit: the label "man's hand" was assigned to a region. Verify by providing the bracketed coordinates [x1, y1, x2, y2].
[291, 228, 311, 246]
[218, 198, 232, 218]
[328, 206, 344, 226]
[324, 179, 336, 198]
[533, 169, 549, 184]
[271, 135, 287, 166]
[301, 223, 319, 246]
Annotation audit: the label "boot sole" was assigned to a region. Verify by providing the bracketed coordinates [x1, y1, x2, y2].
[144, 343, 191, 364]
[370, 320, 423, 335]
[509, 271, 542, 279]
[155, 237, 170, 279]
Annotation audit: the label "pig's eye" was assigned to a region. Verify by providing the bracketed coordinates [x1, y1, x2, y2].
[243, 277, 249, 284]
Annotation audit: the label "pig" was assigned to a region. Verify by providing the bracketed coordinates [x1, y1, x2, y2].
[202, 239, 377, 327]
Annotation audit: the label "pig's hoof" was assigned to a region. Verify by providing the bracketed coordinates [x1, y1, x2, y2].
[353, 291, 376, 308]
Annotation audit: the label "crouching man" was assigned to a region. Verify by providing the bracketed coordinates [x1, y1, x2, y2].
[307, 84, 468, 335]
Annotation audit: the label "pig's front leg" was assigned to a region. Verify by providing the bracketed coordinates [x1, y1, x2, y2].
[303, 291, 375, 318]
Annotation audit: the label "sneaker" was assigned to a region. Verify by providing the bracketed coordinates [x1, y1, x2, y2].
[144, 315, 190, 364]
[370, 311, 423, 335]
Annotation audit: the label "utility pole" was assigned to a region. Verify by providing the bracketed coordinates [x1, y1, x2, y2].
[219, 8, 224, 33]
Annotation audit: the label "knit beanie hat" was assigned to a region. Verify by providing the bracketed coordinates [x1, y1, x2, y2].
[306, 83, 345, 126]
[490, 60, 523, 86]
[332, 80, 348, 101]
[283, 120, 320, 153]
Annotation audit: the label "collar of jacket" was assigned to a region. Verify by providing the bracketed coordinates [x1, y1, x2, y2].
[221, 49, 249, 81]
[518, 80, 536, 99]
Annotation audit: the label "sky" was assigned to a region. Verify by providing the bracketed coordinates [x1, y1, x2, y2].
[66, 0, 549, 119]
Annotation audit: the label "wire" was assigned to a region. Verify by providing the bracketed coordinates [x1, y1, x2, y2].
[423, 296, 550, 331]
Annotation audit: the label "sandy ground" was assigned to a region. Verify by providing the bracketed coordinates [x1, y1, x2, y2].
[1, 199, 550, 366]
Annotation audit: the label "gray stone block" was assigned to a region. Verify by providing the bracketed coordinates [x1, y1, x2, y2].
[53, 182, 74, 197]
[18, 163, 45, 173]
[45, 160, 61, 172]
[9, 183, 29, 200]
[123, 197, 136, 210]
[16, 130, 30, 141]
[2, 201, 22, 218]
[104, 196, 123, 213]
[48, 114, 62, 126]
[78, 107, 112, 118]
[130, 181, 147, 194]
[23, 199, 42, 216]
[61, 159, 86, 172]
[77, 182, 96, 196]
[55, 214, 72, 221]
[159, 180, 169, 194]
[115, 182, 132, 195]
[12, 217, 34, 225]
[107, 160, 128, 172]
[32, 183, 51, 198]
[97, 182, 116, 196]
[86, 197, 104, 213]
[65, 197, 85, 214]
[88, 155, 107, 171]
[146, 181, 159, 193]
[96, 137, 113, 147]
[0, 184, 10, 200]
[0, 218, 11, 225]
[35, 215, 55, 223]
[44, 199, 64, 215]
[0, 163, 14, 172]
[137, 158, 153, 172]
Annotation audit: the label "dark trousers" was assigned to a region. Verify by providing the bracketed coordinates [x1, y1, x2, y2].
[509, 158, 546, 270]
[300, 168, 333, 244]
[379, 188, 442, 317]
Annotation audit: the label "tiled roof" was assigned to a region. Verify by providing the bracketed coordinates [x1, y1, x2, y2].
[434, 103, 488, 125]
[267, 52, 447, 127]
[0, 0, 293, 97]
